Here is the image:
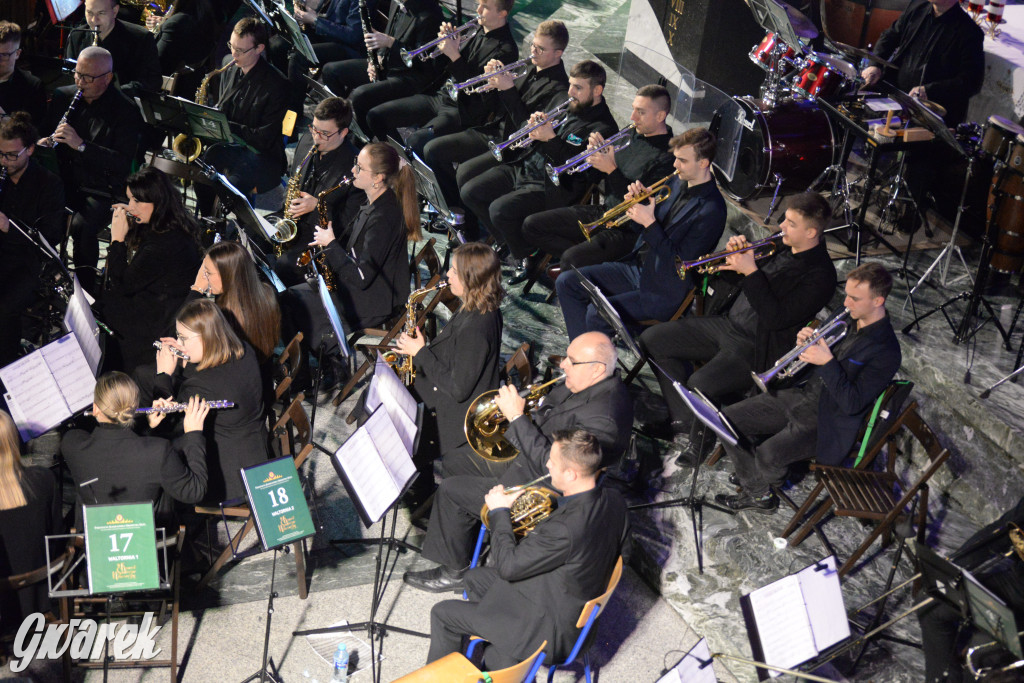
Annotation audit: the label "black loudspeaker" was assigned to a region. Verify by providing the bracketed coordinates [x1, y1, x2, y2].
[648, 0, 775, 97]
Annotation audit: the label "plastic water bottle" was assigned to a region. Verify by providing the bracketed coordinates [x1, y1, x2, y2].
[331, 643, 349, 683]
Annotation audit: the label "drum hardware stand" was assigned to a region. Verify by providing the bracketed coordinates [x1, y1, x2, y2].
[807, 126, 857, 250]
[902, 154, 977, 317]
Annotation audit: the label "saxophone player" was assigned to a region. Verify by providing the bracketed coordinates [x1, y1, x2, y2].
[273, 96, 360, 287]
[278, 143, 419, 391]
[195, 18, 289, 218]
[391, 242, 504, 507]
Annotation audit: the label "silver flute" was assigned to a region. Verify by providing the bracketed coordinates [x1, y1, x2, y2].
[137, 400, 235, 414]
[153, 340, 190, 361]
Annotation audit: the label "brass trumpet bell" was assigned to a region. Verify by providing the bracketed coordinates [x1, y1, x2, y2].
[172, 134, 202, 163]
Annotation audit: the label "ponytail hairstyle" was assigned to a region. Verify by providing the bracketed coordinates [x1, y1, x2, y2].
[363, 142, 422, 242]
[93, 371, 140, 428]
[0, 411, 27, 511]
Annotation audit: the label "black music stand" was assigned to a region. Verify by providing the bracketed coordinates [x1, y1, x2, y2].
[134, 91, 234, 146]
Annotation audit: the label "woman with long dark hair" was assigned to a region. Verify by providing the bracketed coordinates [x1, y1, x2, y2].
[393, 242, 504, 499]
[281, 141, 420, 388]
[103, 166, 202, 372]
[0, 411, 62, 633]
[147, 298, 270, 502]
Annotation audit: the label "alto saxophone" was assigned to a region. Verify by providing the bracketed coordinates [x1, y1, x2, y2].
[269, 145, 314, 254]
[195, 59, 235, 106]
[296, 175, 352, 290]
[382, 281, 449, 386]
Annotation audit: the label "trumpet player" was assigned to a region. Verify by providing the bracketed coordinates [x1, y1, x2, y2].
[64, 0, 161, 97]
[425, 430, 628, 672]
[273, 97, 360, 287]
[41, 46, 142, 295]
[421, 20, 570, 222]
[714, 262, 901, 513]
[362, 0, 517, 153]
[404, 332, 632, 593]
[520, 84, 676, 283]
[556, 127, 725, 340]
[639, 192, 837, 467]
[458, 60, 617, 259]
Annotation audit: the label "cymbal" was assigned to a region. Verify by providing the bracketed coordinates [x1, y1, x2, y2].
[830, 40, 897, 70]
[780, 1, 819, 40]
[918, 99, 947, 118]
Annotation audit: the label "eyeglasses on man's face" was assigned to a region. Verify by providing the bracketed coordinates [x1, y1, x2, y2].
[0, 147, 28, 162]
[309, 124, 340, 139]
[74, 70, 111, 84]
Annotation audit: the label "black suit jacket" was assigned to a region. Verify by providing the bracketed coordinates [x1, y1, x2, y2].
[213, 58, 290, 175]
[813, 314, 902, 465]
[62, 424, 208, 524]
[0, 161, 66, 268]
[48, 84, 142, 201]
[152, 343, 270, 502]
[0, 68, 47, 125]
[65, 19, 162, 96]
[441, 23, 518, 128]
[380, 0, 444, 82]
[470, 485, 628, 662]
[502, 374, 634, 485]
[533, 99, 618, 208]
[487, 61, 570, 142]
[324, 188, 410, 329]
[414, 307, 502, 456]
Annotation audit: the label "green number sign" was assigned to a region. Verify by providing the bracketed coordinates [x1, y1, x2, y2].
[83, 503, 161, 594]
[242, 457, 316, 551]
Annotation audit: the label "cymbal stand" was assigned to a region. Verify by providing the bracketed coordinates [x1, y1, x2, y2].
[807, 126, 857, 251]
[902, 153, 977, 317]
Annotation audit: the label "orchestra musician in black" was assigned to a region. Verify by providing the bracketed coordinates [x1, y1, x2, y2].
[0, 22, 46, 124]
[65, 0, 162, 97]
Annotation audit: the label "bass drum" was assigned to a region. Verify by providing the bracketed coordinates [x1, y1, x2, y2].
[712, 97, 835, 201]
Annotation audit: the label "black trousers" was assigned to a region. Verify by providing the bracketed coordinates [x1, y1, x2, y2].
[348, 73, 424, 142]
[279, 279, 349, 362]
[287, 41, 362, 115]
[639, 316, 756, 423]
[442, 444, 516, 479]
[720, 389, 818, 497]
[68, 193, 113, 295]
[521, 205, 637, 268]
[365, 92, 458, 157]
[0, 259, 41, 367]
[321, 57, 371, 98]
[460, 165, 546, 259]
[195, 143, 283, 217]
[427, 568, 519, 668]
[422, 129, 492, 213]
[453, 150, 502, 240]
[421, 474, 500, 570]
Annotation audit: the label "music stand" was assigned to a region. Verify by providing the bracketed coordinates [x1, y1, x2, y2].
[135, 91, 234, 146]
[570, 266, 642, 358]
[293, 406, 427, 683]
[269, 0, 318, 65]
[306, 270, 351, 429]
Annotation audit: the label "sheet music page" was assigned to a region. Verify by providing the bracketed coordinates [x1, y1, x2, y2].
[658, 637, 717, 683]
[41, 334, 97, 414]
[64, 280, 102, 375]
[3, 392, 33, 443]
[365, 407, 418, 493]
[0, 350, 71, 440]
[366, 355, 419, 454]
[333, 411, 402, 523]
[797, 556, 850, 652]
[746, 575, 818, 676]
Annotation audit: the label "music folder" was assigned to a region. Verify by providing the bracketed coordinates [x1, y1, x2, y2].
[364, 353, 421, 456]
[134, 92, 234, 144]
[740, 555, 850, 680]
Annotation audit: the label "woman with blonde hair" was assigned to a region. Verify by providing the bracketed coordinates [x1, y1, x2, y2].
[0, 411, 62, 632]
[62, 372, 209, 524]
[393, 242, 504, 501]
[146, 298, 270, 502]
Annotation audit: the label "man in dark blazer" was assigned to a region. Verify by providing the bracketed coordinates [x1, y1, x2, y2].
[405, 331, 634, 592]
[640, 192, 838, 466]
[0, 21, 47, 124]
[714, 262, 902, 512]
[65, 0, 161, 97]
[427, 429, 628, 669]
[421, 19, 571, 217]
[556, 127, 726, 340]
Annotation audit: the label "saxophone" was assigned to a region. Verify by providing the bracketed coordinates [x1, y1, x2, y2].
[382, 281, 449, 386]
[173, 60, 236, 162]
[195, 59, 235, 106]
[296, 175, 352, 290]
[269, 145, 314, 254]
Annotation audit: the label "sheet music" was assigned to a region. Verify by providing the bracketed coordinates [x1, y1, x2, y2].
[658, 638, 717, 683]
[365, 408, 417, 494]
[0, 351, 72, 441]
[747, 575, 818, 676]
[866, 97, 900, 112]
[64, 279, 102, 374]
[3, 392, 33, 443]
[797, 556, 849, 652]
[366, 355, 419, 454]
[41, 334, 96, 414]
[334, 427, 393, 523]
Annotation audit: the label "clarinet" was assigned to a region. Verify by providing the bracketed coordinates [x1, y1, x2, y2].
[360, 0, 384, 81]
[43, 89, 84, 148]
[136, 400, 235, 414]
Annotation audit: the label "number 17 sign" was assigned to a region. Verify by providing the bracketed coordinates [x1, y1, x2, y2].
[83, 503, 161, 594]
[241, 456, 316, 551]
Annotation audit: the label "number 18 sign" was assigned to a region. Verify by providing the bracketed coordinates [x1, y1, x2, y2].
[242, 456, 316, 551]
[83, 503, 161, 594]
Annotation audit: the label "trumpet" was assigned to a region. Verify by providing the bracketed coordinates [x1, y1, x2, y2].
[465, 374, 566, 462]
[445, 58, 530, 100]
[42, 89, 83, 148]
[546, 122, 635, 186]
[751, 307, 850, 392]
[579, 170, 677, 241]
[676, 231, 781, 278]
[400, 18, 479, 66]
[153, 340, 190, 362]
[488, 97, 575, 162]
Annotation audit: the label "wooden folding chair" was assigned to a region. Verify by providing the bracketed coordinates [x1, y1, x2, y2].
[622, 288, 698, 385]
[411, 237, 440, 290]
[501, 342, 533, 386]
[195, 395, 313, 597]
[394, 640, 547, 683]
[782, 401, 949, 577]
[273, 331, 304, 407]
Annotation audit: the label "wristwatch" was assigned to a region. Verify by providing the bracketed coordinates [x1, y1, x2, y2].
[76, 142, 86, 153]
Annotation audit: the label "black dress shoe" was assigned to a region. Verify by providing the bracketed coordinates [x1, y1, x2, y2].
[714, 492, 778, 514]
[545, 262, 562, 283]
[728, 472, 740, 487]
[403, 565, 467, 593]
[507, 257, 536, 285]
